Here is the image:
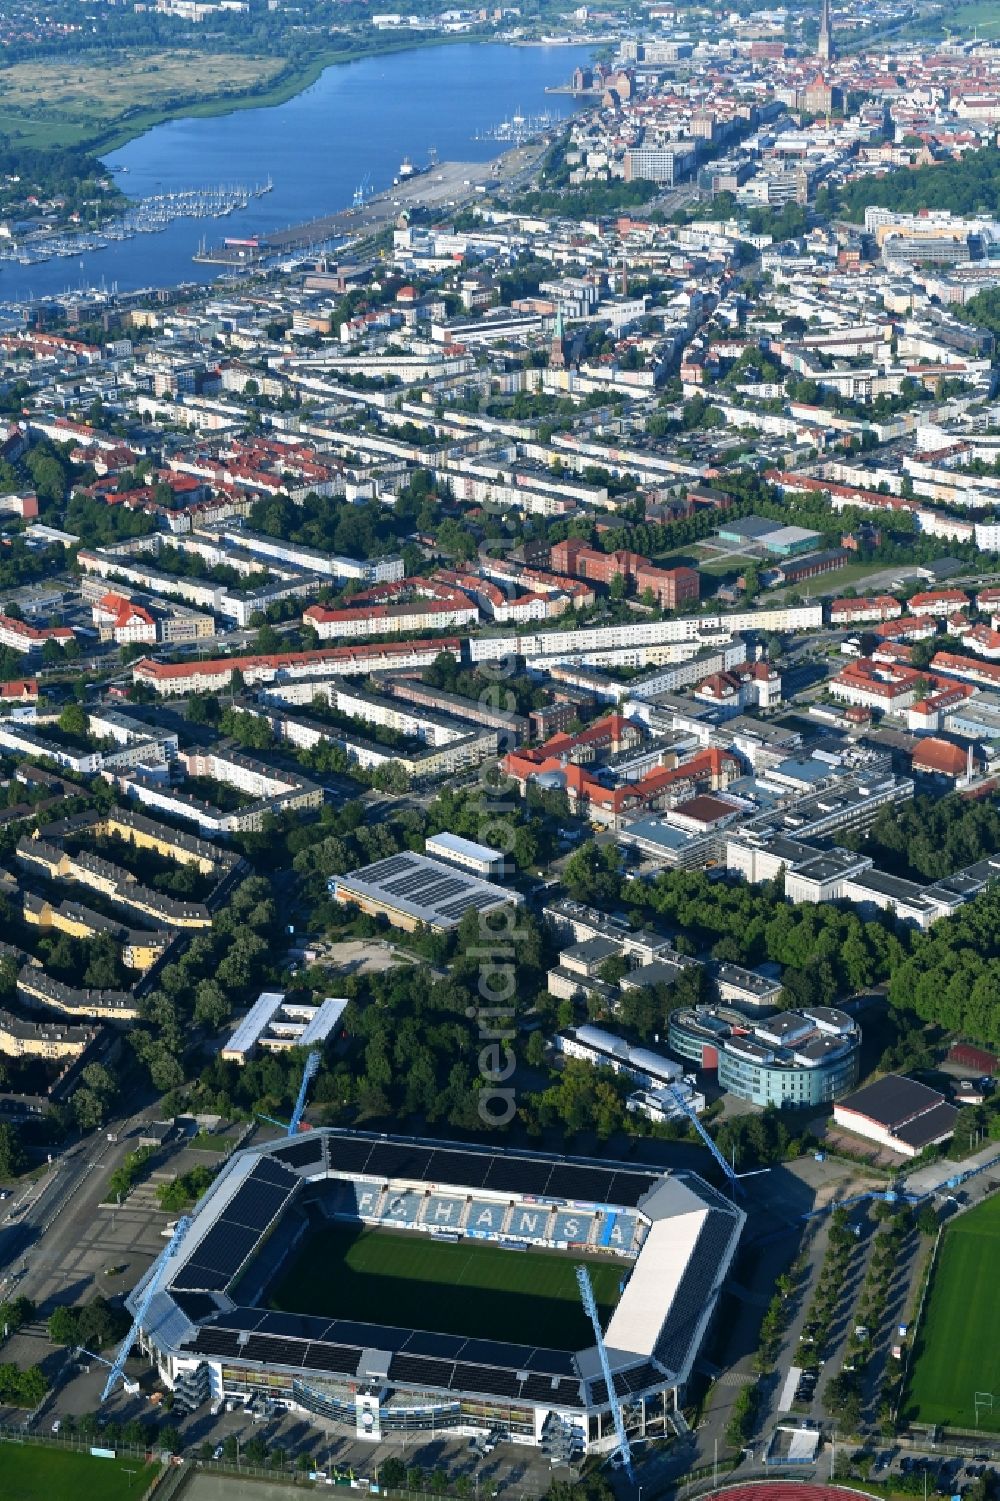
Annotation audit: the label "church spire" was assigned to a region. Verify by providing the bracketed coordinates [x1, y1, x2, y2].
[818, 0, 833, 63]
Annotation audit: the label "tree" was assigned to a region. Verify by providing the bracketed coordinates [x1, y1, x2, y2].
[47, 1305, 81, 1345]
[193, 979, 230, 1030]
[73, 1087, 110, 1130]
[77, 1295, 123, 1349]
[380, 1458, 407, 1488]
[917, 1202, 939, 1236]
[58, 701, 88, 739]
[0, 1121, 25, 1179]
[526, 1030, 547, 1068]
[244, 1435, 269, 1465]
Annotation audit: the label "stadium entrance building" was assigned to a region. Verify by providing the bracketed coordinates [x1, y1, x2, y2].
[134, 1129, 744, 1454]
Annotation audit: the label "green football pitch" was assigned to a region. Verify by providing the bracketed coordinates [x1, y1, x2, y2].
[270, 1223, 623, 1348]
[1, 1443, 156, 1501]
[905, 1194, 1000, 1430]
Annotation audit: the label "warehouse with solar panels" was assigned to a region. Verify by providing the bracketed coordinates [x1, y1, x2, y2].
[132, 1129, 744, 1454]
[329, 853, 522, 932]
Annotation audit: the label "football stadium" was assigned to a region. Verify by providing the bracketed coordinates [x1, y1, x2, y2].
[134, 1129, 744, 1454]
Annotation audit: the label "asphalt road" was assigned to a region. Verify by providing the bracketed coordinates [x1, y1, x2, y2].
[0, 1112, 156, 1310]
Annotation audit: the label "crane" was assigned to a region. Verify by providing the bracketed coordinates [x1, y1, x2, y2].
[353, 173, 372, 209]
[576, 1264, 635, 1486]
[288, 1050, 321, 1136]
[666, 1083, 742, 1196]
[101, 1216, 191, 1402]
[77, 1347, 140, 1395]
[257, 1050, 321, 1137]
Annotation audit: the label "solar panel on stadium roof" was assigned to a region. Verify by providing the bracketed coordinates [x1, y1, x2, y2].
[302, 1343, 361, 1376]
[544, 1165, 618, 1202]
[619, 1361, 664, 1393]
[241, 1335, 308, 1367]
[275, 1136, 324, 1170]
[390, 1354, 457, 1388]
[605, 1170, 658, 1208]
[400, 1330, 464, 1358]
[173, 1291, 218, 1324]
[251, 1156, 299, 1188]
[520, 1373, 583, 1405]
[451, 1364, 521, 1399]
[222, 1179, 292, 1231]
[326, 1137, 377, 1174]
[257, 1311, 324, 1341]
[366, 1142, 435, 1180]
[523, 1347, 578, 1375]
[191, 1221, 261, 1276]
[589, 1360, 663, 1405]
[192, 1327, 243, 1358]
[423, 1148, 490, 1188]
[683, 1176, 736, 1213]
[654, 1209, 736, 1375]
[216, 1306, 269, 1331]
[481, 1156, 551, 1195]
[171, 1261, 231, 1292]
[327, 1318, 412, 1350]
[457, 1338, 538, 1369]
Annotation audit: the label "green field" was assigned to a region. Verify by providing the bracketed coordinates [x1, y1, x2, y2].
[1, 1443, 156, 1501]
[946, 1, 1000, 38]
[270, 1224, 622, 1349]
[905, 1195, 1000, 1431]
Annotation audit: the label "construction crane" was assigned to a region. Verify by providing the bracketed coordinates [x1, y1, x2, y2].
[101, 1216, 191, 1402]
[576, 1264, 635, 1486]
[666, 1083, 742, 1196]
[258, 1050, 321, 1137]
[288, 1050, 321, 1136]
[78, 1347, 140, 1395]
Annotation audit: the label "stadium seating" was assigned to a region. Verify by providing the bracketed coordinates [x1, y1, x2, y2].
[319, 1173, 643, 1257]
[422, 1193, 467, 1230]
[379, 1190, 423, 1225]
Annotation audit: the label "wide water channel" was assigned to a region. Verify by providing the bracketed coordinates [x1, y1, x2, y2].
[3, 42, 593, 304]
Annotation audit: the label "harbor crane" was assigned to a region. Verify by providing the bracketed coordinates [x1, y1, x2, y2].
[101, 1216, 191, 1402]
[576, 1265, 635, 1486]
[353, 173, 372, 208]
[258, 1049, 322, 1136]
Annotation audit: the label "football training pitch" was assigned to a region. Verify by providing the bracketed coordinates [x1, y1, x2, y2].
[270, 1224, 623, 1348]
[2, 1443, 156, 1501]
[905, 1194, 1000, 1431]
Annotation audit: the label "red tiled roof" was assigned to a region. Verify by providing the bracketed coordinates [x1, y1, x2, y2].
[912, 738, 969, 777]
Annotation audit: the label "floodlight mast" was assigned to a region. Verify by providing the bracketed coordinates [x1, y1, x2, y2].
[101, 1215, 192, 1402]
[575, 1264, 635, 1486]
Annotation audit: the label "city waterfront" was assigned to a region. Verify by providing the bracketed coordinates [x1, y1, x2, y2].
[0, 43, 590, 305]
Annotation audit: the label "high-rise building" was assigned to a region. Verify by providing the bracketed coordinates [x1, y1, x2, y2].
[818, 0, 833, 62]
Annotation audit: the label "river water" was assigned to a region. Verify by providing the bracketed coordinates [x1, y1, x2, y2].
[4, 42, 591, 305]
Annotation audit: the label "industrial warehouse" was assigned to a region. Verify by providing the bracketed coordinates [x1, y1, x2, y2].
[133, 1129, 744, 1454]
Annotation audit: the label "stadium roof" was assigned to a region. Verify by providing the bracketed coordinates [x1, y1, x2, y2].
[139, 1129, 744, 1417]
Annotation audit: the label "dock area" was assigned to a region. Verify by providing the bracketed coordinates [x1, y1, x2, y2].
[192, 142, 548, 266]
